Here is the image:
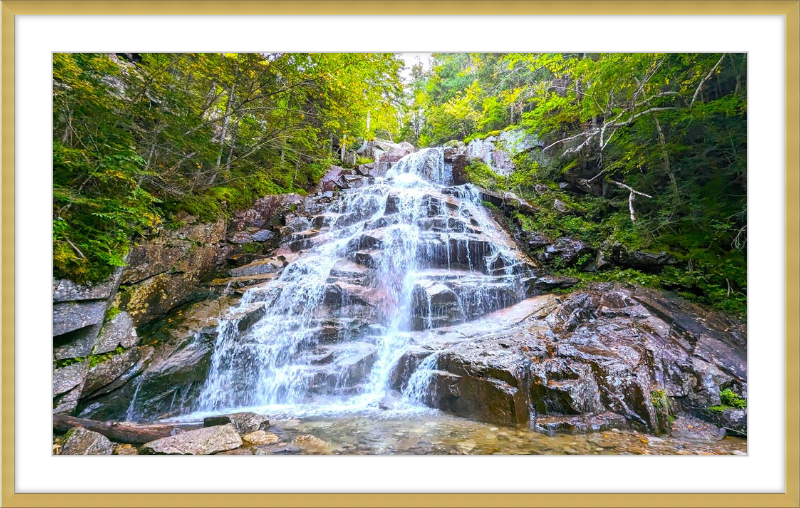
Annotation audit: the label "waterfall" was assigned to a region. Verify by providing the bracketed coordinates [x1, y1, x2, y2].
[195, 147, 531, 414]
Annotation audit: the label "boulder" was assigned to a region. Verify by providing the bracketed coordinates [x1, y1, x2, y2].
[695, 408, 747, 437]
[203, 412, 270, 434]
[93, 311, 138, 354]
[291, 434, 332, 453]
[553, 199, 572, 214]
[389, 286, 746, 435]
[241, 430, 280, 445]
[141, 423, 243, 455]
[539, 237, 594, 268]
[615, 249, 677, 272]
[60, 427, 113, 455]
[113, 444, 139, 455]
[524, 231, 552, 251]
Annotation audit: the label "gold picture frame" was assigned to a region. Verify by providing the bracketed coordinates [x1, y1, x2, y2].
[3, 1, 798, 506]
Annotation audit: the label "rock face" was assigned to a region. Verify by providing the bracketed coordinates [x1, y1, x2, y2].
[391, 285, 746, 435]
[93, 311, 139, 354]
[53, 269, 124, 362]
[53, 361, 89, 414]
[59, 427, 114, 455]
[140, 423, 242, 455]
[463, 129, 545, 177]
[203, 412, 270, 434]
[77, 297, 233, 421]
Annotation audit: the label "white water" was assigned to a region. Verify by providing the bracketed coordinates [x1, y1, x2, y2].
[194, 148, 530, 415]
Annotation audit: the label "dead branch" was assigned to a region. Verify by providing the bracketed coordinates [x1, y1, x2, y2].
[691, 53, 726, 107]
[611, 180, 652, 222]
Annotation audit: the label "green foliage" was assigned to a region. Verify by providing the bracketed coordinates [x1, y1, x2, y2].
[720, 388, 747, 409]
[650, 389, 668, 409]
[54, 53, 402, 283]
[411, 52, 746, 316]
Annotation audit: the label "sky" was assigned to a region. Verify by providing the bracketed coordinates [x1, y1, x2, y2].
[397, 53, 432, 82]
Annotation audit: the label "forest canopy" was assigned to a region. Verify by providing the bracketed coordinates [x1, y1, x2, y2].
[53, 52, 746, 314]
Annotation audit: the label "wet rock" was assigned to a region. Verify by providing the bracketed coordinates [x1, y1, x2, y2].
[670, 414, 727, 441]
[523, 276, 579, 295]
[390, 285, 746, 435]
[241, 430, 280, 445]
[81, 346, 153, 399]
[78, 298, 232, 421]
[349, 250, 383, 268]
[228, 258, 284, 278]
[324, 281, 378, 308]
[141, 423, 242, 455]
[94, 311, 139, 354]
[254, 443, 303, 455]
[367, 139, 415, 163]
[695, 408, 747, 437]
[613, 248, 676, 272]
[203, 412, 270, 434]
[60, 427, 113, 455]
[533, 412, 628, 435]
[328, 259, 371, 286]
[292, 434, 331, 453]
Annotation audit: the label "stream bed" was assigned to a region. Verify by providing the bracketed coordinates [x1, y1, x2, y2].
[170, 407, 747, 455]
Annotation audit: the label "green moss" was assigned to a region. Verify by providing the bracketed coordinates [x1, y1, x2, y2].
[54, 357, 85, 369]
[720, 388, 747, 409]
[104, 305, 120, 324]
[707, 405, 727, 413]
[464, 159, 506, 191]
[88, 345, 126, 368]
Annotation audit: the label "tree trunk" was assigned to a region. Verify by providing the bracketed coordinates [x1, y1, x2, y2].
[53, 414, 199, 444]
[653, 115, 679, 199]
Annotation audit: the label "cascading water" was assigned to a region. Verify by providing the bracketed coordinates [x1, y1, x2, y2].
[195, 147, 533, 415]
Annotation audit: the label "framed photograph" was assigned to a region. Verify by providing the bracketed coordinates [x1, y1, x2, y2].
[3, 1, 798, 507]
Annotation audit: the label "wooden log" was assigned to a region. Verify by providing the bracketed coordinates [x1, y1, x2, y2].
[53, 414, 199, 444]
